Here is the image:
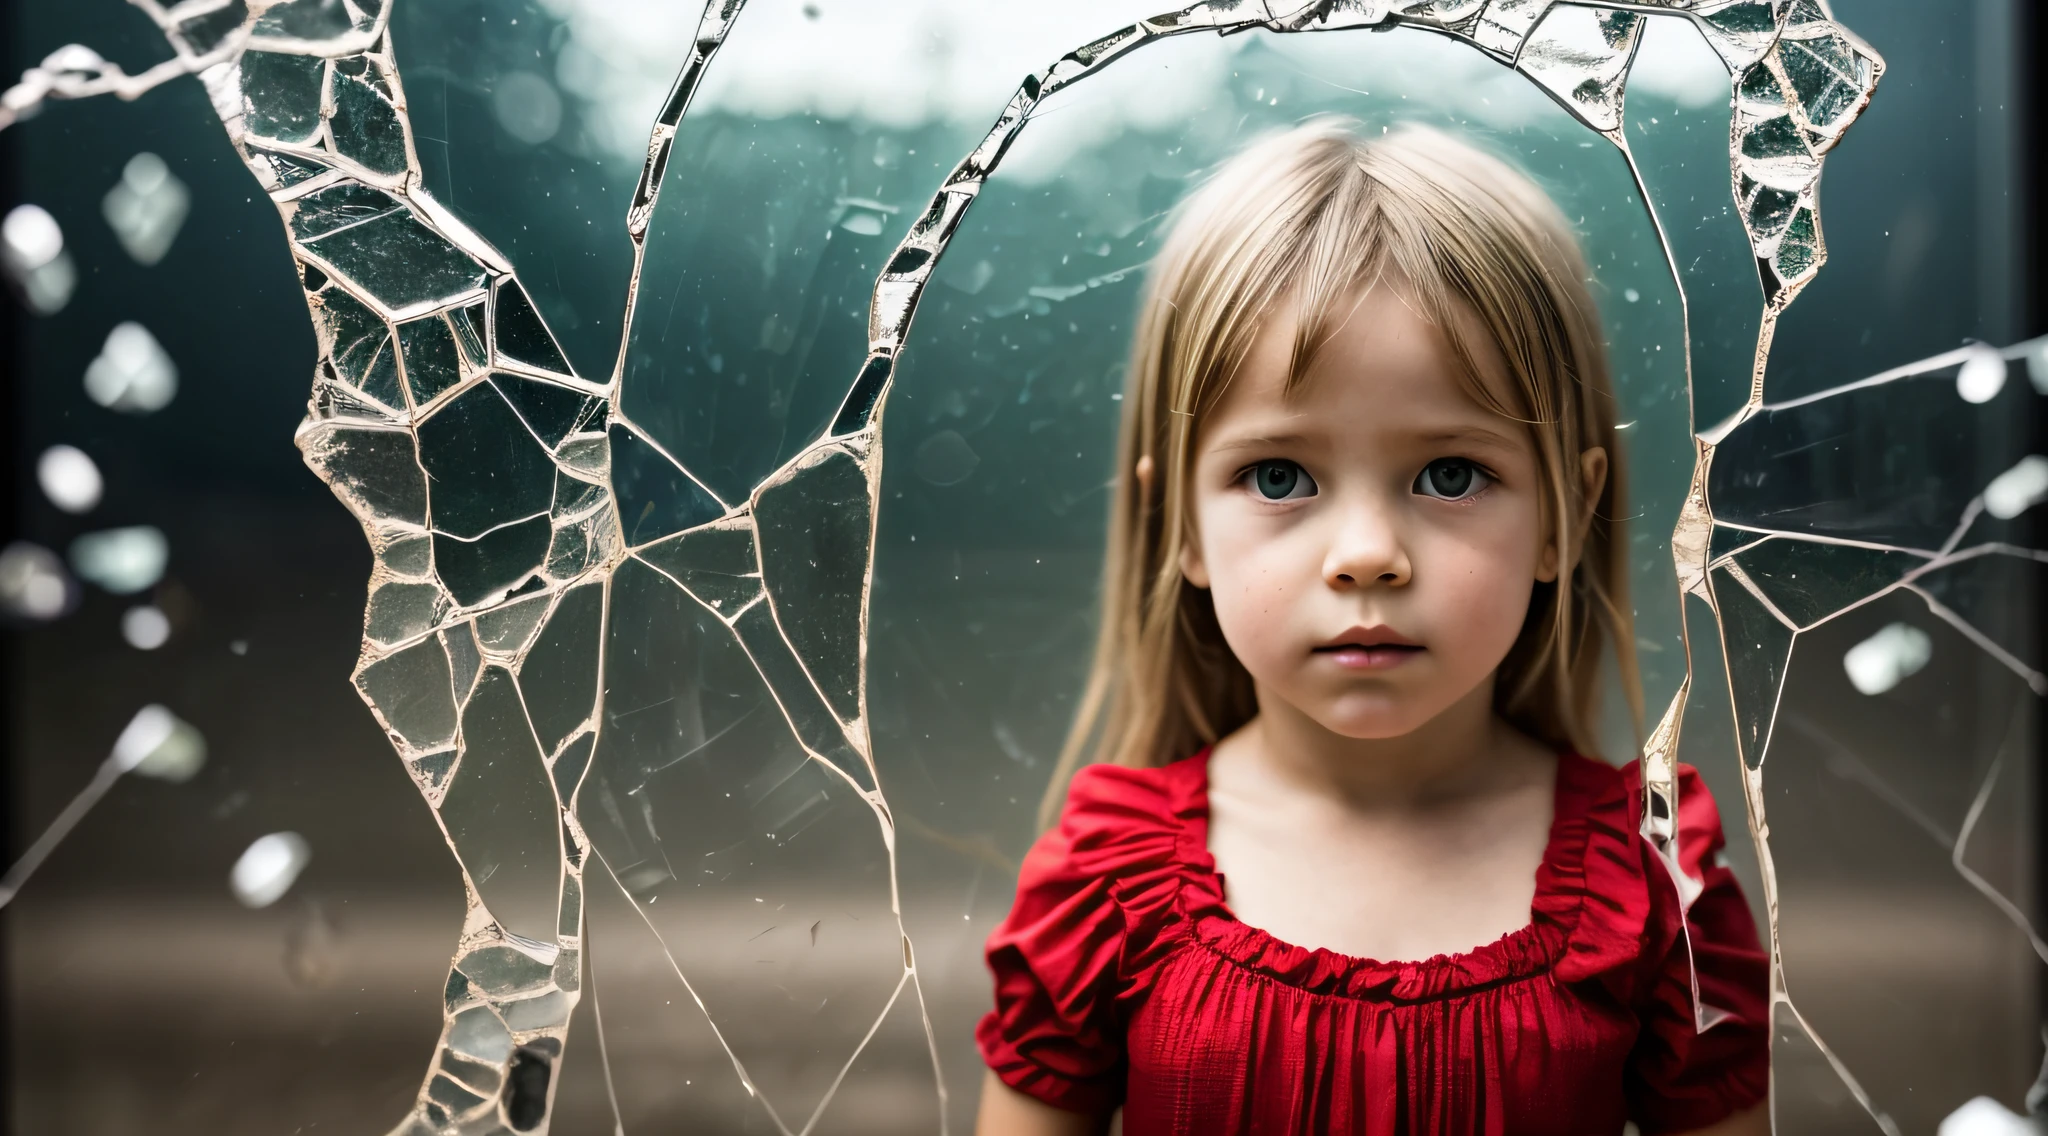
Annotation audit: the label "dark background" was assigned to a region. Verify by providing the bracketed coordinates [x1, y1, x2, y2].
[2, 1, 2042, 1133]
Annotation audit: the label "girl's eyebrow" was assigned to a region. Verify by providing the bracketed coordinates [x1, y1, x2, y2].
[1206, 431, 1313, 453]
[1416, 424, 1523, 449]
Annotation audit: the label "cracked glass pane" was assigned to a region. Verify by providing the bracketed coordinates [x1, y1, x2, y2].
[2, 0, 2040, 1133]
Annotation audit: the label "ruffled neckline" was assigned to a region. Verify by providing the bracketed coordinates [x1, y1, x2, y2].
[1149, 748, 1642, 1002]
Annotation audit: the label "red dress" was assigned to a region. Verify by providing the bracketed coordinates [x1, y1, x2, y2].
[977, 751, 1769, 1135]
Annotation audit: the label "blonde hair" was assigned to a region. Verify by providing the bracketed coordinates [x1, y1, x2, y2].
[1042, 118, 1639, 828]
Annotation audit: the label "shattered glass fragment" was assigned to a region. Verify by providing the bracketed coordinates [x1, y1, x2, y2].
[365, 579, 449, 646]
[434, 518, 554, 609]
[753, 444, 869, 722]
[515, 583, 603, 753]
[608, 421, 724, 545]
[384, 532, 433, 577]
[415, 383, 559, 539]
[1726, 537, 1925, 628]
[355, 635, 460, 750]
[1517, 4, 1642, 135]
[586, 557, 899, 1120]
[729, 600, 873, 790]
[237, 51, 325, 143]
[253, 0, 377, 41]
[544, 514, 605, 581]
[299, 423, 427, 527]
[456, 943, 556, 999]
[441, 667, 567, 944]
[312, 286, 404, 405]
[247, 146, 332, 191]
[410, 750, 457, 794]
[450, 300, 489, 367]
[329, 60, 411, 176]
[288, 181, 403, 242]
[396, 313, 465, 407]
[445, 622, 483, 700]
[551, 471, 608, 523]
[172, 0, 249, 54]
[475, 591, 553, 656]
[492, 278, 575, 377]
[1711, 565, 1797, 768]
[551, 732, 595, 802]
[448, 1005, 514, 1063]
[492, 373, 595, 448]
[634, 517, 762, 618]
[292, 185, 489, 314]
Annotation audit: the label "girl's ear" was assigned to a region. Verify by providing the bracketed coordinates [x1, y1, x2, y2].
[1159, 458, 1214, 589]
[1180, 538, 1211, 590]
[1576, 447, 1608, 548]
[1536, 446, 1608, 584]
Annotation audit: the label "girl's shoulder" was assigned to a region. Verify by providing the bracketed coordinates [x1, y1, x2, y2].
[1028, 754, 1208, 884]
[1545, 752, 1752, 986]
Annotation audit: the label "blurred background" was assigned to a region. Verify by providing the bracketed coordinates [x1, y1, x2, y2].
[2, 1, 2042, 1133]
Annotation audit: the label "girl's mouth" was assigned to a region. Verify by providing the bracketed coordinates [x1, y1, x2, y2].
[1312, 626, 1424, 670]
[1313, 643, 1425, 670]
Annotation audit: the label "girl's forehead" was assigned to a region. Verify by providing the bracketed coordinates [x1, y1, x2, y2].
[1215, 286, 1520, 434]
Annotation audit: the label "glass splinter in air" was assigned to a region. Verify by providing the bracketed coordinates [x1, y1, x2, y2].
[17, 0, 2041, 1133]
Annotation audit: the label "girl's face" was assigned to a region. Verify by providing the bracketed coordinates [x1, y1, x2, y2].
[1181, 285, 1571, 740]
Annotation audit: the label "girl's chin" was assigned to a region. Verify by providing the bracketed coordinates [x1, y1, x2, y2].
[1302, 701, 1434, 740]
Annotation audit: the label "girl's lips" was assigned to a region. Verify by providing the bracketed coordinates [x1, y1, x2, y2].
[1313, 644, 1424, 670]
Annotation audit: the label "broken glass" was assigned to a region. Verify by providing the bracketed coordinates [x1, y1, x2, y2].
[2, 0, 2039, 1133]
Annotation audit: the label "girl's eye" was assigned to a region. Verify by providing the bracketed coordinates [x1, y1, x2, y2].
[1414, 458, 1489, 501]
[1248, 459, 1317, 501]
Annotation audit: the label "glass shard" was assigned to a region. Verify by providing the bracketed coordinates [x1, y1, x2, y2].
[1710, 565, 1795, 768]
[396, 313, 465, 408]
[299, 424, 427, 527]
[329, 58, 411, 176]
[356, 635, 460, 751]
[440, 667, 565, 945]
[492, 278, 576, 378]
[516, 583, 605, 754]
[608, 422, 724, 546]
[415, 383, 559, 539]
[1727, 537, 1926, 628]
[433, 518, 554, 609]
[492, 373, 597, 450]
[634, 517, 763, 619]
[237, 51, 325, 143]
[753, 443, 871, 724]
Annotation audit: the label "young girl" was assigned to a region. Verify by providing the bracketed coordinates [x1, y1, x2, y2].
[973, 121, 1770, 1135]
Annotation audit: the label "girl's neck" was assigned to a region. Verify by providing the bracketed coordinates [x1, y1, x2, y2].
[1225, 676, 1541, 812]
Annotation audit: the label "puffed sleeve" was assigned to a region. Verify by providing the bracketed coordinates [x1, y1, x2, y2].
[1625, 764, 1772, 1134]
[976, 762, 1181, 1114]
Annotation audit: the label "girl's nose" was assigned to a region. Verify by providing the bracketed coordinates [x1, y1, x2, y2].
[1322, 501, 1411, 589]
